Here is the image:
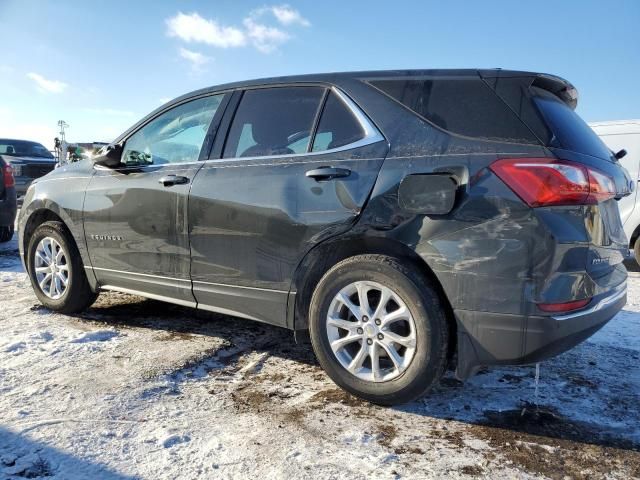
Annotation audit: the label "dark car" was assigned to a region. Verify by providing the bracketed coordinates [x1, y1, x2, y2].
[0, 139, 57, 202]
[0, 156, 17, 242]
[17, 70, 631, 405]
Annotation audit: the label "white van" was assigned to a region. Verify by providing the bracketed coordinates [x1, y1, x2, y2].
[591, 120, 640, 263]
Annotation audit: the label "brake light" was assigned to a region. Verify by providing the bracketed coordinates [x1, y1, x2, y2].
[538, 298, 591, 313]
[2, 165, 14, 188]
[490, 158, 616, 207]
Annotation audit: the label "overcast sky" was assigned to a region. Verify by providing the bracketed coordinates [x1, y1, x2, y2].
[0, 0, 638, 150]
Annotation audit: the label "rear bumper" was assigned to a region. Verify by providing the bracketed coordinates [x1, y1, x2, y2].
[455, 281, 627, 379]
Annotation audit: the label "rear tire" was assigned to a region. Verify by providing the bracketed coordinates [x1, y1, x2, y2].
[634, 239, 640, 269]
[309, 254, 449, 405]
[0, 225, 13, 243]
[26, 221, 98, 313]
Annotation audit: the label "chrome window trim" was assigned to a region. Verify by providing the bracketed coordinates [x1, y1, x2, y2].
[93, 161, 203, 173]
[205, 86, 385, 164]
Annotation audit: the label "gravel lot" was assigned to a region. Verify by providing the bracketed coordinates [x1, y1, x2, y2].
[1, 233, 639, 479]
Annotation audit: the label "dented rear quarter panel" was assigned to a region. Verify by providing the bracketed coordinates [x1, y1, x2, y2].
[345, 78, 627, 318]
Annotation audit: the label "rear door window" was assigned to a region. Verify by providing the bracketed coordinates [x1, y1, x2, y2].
[369, 78, 539, 144]
[223, 87, 325, 158]
[532, 87, 613, 160]
[311, 91, 365, 152]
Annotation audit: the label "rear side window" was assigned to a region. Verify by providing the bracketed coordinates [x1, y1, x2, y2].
[223, 87, 325, 158]
[533, 87, 613, 160]
[369, 78, 539, 144]
[311, 92, 365, 152]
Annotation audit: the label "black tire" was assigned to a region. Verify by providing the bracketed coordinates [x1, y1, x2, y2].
[0, 225, 13, 243]
[309, 254, 449, 405]
[634, 239, 640, 269]
[26, 221, 98, 313]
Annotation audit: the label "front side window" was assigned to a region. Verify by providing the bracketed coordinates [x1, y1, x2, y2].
[223, 87, 325, 158]
[123, 95, 224, 166]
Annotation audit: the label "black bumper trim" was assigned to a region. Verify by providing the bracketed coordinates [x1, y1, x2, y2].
[454, 282, 627, 380]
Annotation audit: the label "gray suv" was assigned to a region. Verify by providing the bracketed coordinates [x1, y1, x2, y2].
[18, 69, 631, 404]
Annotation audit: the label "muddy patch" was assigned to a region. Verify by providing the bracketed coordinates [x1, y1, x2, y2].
[483, 403, 639, 450]
[309, 388, 369, 407]
[472, 404, 640, 479]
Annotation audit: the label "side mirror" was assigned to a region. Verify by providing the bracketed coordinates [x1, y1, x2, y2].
[93, 144, 123, 168]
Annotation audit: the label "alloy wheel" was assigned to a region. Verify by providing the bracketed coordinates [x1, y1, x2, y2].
[34, 237, 69, 300]
[326, 280, 417, 382]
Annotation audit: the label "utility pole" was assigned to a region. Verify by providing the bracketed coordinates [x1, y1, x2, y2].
[57, 120, 69, 165]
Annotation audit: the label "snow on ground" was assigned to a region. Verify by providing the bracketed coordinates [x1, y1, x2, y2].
[0, 232, 639, 479]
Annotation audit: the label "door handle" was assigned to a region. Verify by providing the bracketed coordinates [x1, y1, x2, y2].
[305, 166, 351, 181]
[159, 175, 189, 187]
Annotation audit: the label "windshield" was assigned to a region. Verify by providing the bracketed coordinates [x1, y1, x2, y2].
[0, 139, 54, 159]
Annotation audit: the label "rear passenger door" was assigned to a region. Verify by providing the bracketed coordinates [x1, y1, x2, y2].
[188, 85, 388, 325]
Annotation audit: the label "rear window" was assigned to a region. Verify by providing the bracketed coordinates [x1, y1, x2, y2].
[532, 87, 613, 160]
[369, 78, 539, 144]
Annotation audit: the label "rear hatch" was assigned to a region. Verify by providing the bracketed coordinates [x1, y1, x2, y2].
[481, 71, 632, 280]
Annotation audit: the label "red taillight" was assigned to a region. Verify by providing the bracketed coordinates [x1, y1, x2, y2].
[2, 165, 15, 188]
[490, 158, 616, 207]
[538, 298, 591, 313]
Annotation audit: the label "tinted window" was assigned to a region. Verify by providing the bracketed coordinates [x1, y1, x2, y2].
[0, 140, 53, 159]
[223, 87, 325, 158]
[312, 92, 365, 152]
[533, 88, 613, 160]
[369, 78, 539, 144]
[122, 95, 223, 166]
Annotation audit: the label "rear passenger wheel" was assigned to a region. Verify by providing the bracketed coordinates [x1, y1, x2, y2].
[309, 254, 449, 405]
[27, 221, 98, 313]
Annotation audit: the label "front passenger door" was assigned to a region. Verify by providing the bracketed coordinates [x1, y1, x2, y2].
[83, 94, 227, 305]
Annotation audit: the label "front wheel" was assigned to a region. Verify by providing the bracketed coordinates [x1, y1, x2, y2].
[309, 254, 449, 405]
[27, 221, 98, 313]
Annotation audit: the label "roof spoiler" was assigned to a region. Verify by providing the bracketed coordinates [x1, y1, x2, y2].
[478, 70, 578, 110]
[531, 74, 579, 110]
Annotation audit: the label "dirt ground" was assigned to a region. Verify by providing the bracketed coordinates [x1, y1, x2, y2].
[1, 234, 639, 479]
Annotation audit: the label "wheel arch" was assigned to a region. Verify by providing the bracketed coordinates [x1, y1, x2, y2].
[22, 209, 67, 259]
[20, 204, 97, 290]
[289, 234, 457, 360]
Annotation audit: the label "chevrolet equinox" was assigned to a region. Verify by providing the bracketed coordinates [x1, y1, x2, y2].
[18, 70, 631, 405]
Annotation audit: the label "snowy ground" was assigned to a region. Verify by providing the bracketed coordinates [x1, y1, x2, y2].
[0, 232, 638, 480]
